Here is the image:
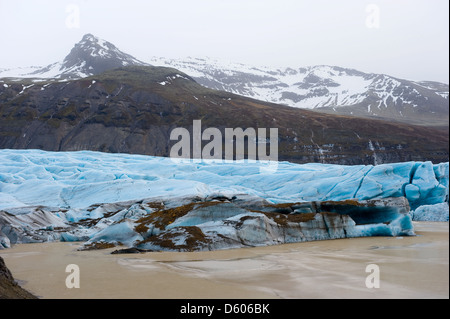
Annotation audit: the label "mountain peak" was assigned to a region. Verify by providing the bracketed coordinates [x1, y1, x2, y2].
[76, 34, 115, 53]
[58, 34, 148, 78]
[0, 33, 148, 80]
[82, 33, 96, 41]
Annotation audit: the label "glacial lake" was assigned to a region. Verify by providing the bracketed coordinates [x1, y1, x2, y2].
[1, 221, 448, 299]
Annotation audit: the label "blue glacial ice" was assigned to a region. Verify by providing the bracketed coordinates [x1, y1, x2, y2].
[410, 203, 449, 222]
[0, 149, 448, 219]
[0, 149, 448, 250]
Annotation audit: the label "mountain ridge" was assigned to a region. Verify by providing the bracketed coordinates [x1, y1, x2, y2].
[1, 34, 447, 128]
[148, 56, 449, 128]
[0, 34, 448, 164]
[0, 65, 448, 165]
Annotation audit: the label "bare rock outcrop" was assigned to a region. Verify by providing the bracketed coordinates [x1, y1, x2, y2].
[0, 256, 37, 299]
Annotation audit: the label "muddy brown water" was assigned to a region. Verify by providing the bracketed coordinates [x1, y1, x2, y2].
[1, 222, 448, 299]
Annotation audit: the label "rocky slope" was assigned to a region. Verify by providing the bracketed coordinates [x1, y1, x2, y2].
[0, 66, 448, 165]
[0, 256, 37, 299]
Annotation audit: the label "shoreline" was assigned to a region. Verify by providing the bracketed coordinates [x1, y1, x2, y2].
[1, 221, 448, 299]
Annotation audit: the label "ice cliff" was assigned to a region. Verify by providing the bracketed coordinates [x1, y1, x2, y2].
[0, 149, 448, 250]
[0, 194, 415, 251]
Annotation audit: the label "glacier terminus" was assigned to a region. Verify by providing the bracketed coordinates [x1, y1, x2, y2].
[0, 149, 447, 251]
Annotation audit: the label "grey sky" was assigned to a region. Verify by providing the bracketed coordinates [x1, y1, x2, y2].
[0, 0, 448, 83]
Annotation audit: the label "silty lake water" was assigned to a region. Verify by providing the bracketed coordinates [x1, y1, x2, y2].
[1, 222, 448, 299]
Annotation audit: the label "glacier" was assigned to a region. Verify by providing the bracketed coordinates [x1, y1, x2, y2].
[0, 149, 448, 251]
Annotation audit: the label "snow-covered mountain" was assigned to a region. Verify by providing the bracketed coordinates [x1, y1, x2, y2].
[1, 34, 448, 127]
[0, 34, 148, 80]
[148, 56, 449, 127]
[1, 64, 448, 165]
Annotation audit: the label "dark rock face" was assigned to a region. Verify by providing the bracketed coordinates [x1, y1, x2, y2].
[111, 247, 147, 254]
[0, 66, 448, 165]
[0, 256, 37, 299]
[0, 256, 14, 282]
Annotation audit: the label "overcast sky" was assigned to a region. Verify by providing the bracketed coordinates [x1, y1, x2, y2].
[0, 0, 448, 83]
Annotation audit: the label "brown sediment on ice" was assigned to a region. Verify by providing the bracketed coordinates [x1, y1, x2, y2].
[1, 195, 415, 253]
